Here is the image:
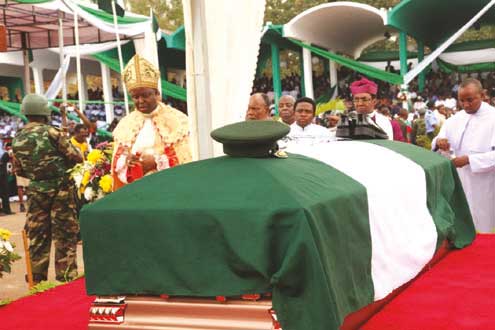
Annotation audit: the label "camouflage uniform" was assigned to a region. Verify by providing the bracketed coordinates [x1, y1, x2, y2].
[13, 122, 82, 282]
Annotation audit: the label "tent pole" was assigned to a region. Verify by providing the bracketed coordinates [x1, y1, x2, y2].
[111, 0, 129, 115]
[399, 31, 408, 78]
[58, 11, 67, 103]
[270, 43, 281, 115]
[22, 49, 30, 95]
[73, 11, 84, 113]
[302, 45, 314, 99]
[299, 50, 305, 97]
[417, 40, 425, 93]
[329, 59, 338, 97]
[21, 32, 30, 95]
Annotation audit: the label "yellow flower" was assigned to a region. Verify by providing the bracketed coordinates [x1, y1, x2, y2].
[87, 150, 105, 164]
[79, 171, 91, 196]
[0, 228, 12, 241]
[99, 175, 113, 193]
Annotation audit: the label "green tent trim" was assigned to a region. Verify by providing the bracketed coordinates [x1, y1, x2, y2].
[162, 26, 186, 51]
[358, 51, 418, 62]
[13, 0, 53, 3]
[91, 41, 187, 101]
[445, 39, 495, 52]
[77, 4, 149, 25]
[0, 100, 27, 122]
[289, 38, 404, 85]
[387, 0, 495, 48]
[437, 59, 495, 74]
[0, 100, 111, 138]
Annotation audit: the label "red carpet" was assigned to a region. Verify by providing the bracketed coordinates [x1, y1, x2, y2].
[0, 278, 94, 330]
[1, 235, 494, 330]
[362, 234, 495, 330]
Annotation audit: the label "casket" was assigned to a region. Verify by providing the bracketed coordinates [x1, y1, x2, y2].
[81, 140, 475, 330]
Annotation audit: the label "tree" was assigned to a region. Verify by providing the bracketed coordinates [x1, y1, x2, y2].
[125, 0, 183, 32]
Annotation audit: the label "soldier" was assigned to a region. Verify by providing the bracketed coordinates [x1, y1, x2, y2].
[12, 94, 83, 284]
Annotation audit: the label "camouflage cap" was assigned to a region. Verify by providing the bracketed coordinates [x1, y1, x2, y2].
[211, 120, 290, 158]
[21, 94, 51, 117]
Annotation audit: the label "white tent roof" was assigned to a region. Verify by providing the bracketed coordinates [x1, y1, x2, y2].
[284, 1, 394, 59]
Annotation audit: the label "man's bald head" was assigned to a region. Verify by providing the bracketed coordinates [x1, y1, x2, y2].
[246, 93, 271, 121]
[458, 78, 484, 114]
[278, 95, 295, 125]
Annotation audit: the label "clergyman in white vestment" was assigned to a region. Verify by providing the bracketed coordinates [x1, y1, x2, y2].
[433, 78, 495, 233]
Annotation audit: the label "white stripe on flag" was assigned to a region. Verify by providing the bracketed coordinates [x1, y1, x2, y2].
[287, 141, 438, 300]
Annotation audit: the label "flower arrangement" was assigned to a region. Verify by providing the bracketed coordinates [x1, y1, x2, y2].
[70, 142, 114, 202]
[0, 228, 21, 278]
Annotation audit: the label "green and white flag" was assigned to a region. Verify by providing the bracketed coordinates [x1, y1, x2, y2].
[81, 140, 475, 330]
[287, 139, 474, 300]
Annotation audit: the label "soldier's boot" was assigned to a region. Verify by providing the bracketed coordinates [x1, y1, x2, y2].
[55, 246, 78, 282]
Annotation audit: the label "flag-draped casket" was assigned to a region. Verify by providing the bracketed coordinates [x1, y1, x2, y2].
[81, 140, 475, 330]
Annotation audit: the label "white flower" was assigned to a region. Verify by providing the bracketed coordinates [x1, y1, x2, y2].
[0, 239, 13, 253]
[84, 187, 96, 201]
[3, 241, 13, 253]
[96, 190, 105, 200]
[73, 173, 83, 187]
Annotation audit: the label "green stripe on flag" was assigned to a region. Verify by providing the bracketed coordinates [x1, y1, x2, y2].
[366, 140, 475, 249]
[81, 154, 374, 330]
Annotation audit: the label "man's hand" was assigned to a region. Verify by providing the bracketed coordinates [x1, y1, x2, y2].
[127, 153, 141, 167]
[141, 154, 157, 174]
[452, 155, 469, 168]
[436, 138, 450, 151]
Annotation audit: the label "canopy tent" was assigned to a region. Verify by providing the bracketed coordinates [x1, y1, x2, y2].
[388, 0, 495, 49]
[359, 39, 495, 73]
[259, 1, 495, 99]
[0, 0, 149, 51]
[284, 2, 394, 59]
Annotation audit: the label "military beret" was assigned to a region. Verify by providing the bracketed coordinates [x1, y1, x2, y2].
[211, 120, 290, 158]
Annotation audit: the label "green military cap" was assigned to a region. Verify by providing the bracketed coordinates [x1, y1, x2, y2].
[21, 94, 51, 117]
[211, 120, 290, 158]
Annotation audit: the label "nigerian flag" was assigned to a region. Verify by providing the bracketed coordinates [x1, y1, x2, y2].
[81, 140, 475, 330]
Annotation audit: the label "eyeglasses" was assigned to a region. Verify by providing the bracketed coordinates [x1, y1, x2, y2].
[353, 97, 372, 104]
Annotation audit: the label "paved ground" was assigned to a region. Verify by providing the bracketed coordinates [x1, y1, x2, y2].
[0, 202, 84, 301]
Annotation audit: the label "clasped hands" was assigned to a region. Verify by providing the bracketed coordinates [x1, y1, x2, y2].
[436, 138, 469, 168]
[126, 150, 157, 174]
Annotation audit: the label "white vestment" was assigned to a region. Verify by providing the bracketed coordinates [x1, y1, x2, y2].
[287, 123, 333, 146]
[369, 110, 393, 141]
[432, 102, 495, 232]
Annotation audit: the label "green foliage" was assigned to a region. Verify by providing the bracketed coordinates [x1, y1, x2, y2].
[0, 298, 13, 307]
[125, 0, 183, 31]
[0, 246, 21, 278]
[28, 281, 60, 295]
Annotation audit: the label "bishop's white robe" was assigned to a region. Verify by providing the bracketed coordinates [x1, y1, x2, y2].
[432, 102, 495, 232]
